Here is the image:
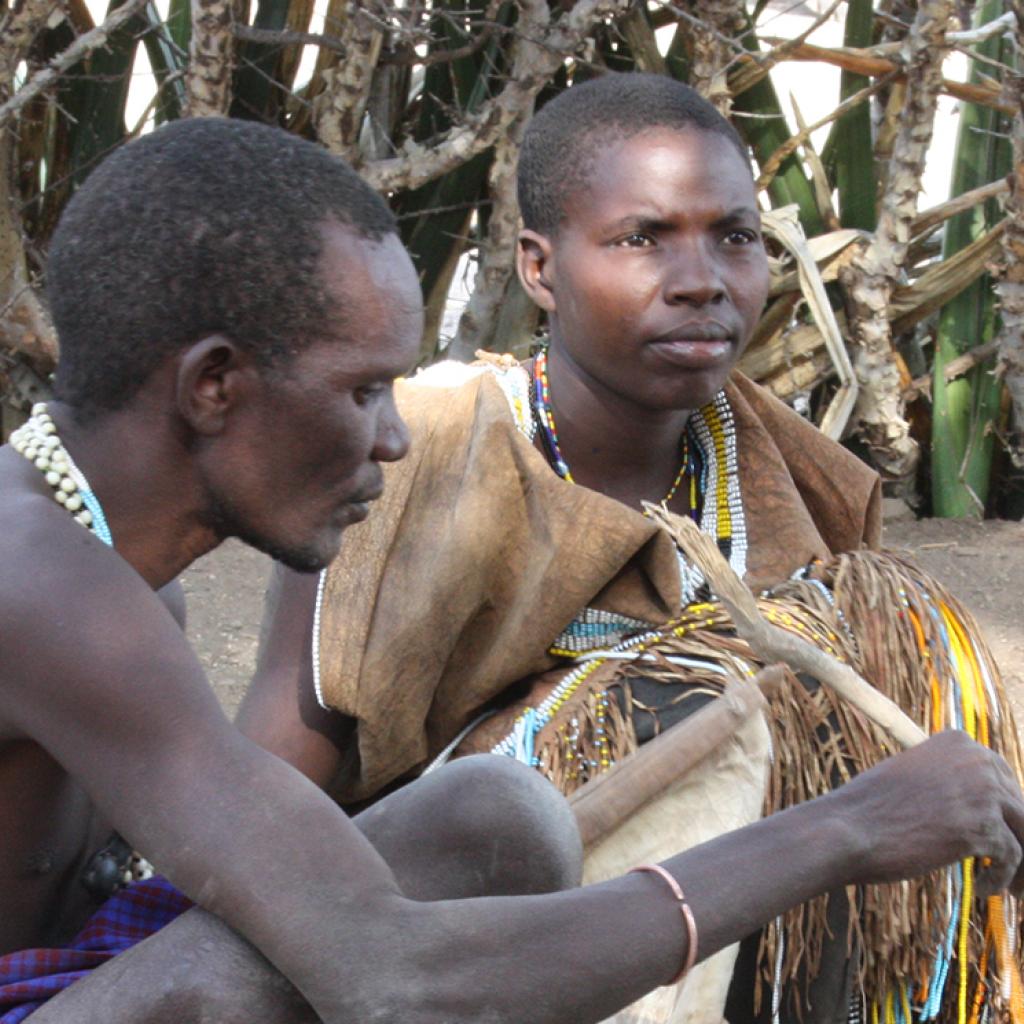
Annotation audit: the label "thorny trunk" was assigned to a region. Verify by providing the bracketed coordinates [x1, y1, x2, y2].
[839, 0, 953, 479]
[187, 0, 235, 116]
[688, 0, 744, 115]
[449, 118, 527, 362]
[0, 0, 58, 373]
[996, 30, 1024, 465]
[363, 0, 630, 196]
[359, 0, 631, 359]
[315, 5, 382, 162]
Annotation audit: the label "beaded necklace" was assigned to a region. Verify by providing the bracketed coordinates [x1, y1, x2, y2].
[532, 347, 695, 511]
[9, 403, 114, 546]
[528, 346, 747, 657]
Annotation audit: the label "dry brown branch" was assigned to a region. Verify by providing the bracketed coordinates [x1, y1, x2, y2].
[687, 0, 746, 114]
[947, 10, 1016, 45]
[839, 0, 954, 479]
[889, 220, 1006, 336]
[768, 228, 864, 297]
[617, 5, 665, 75]
[188, 0, 235, 116]
[732, 40, 1014, 114]
[449, 118, 525, 360]
[790, 97, 839, 229]
[910, 178, 1010, 237]
[0, 0, 60, 91]
[996, 45, 1024, 464]
[380, 25, 496, 66]
[0, 0, 62, 370]
[642, 505, 927, 749]
[724, 0, 847, 95]
[908, 339, 1001, 398]
[362, 0, 630, 193]
[756, 72, 897, 191]
[0, 0, 149, 128]
[231, 24, 348, 54]
[739, 317, 830, 389]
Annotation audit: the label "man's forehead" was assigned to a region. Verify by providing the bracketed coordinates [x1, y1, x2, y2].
[564, 128, 756, 221]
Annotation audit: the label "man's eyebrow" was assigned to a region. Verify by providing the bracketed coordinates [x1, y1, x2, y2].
[604, 214, 675, 233]
[712, 206, 761, 227]
[604, 206, 761, 233]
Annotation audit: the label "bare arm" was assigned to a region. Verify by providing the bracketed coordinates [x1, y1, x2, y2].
[6, 516, 1023, 1023]
[235, 564, 354, 787]
[1, 519, 399, 1018]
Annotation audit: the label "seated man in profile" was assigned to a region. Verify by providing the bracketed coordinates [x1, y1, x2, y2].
[1, 112, 1022, 1024]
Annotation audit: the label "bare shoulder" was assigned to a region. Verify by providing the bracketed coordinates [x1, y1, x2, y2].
[0, 452, 219, 745]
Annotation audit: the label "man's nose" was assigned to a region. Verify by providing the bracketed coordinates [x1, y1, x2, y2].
[663, 243, 726, 307]
[373, 398, 410, 464]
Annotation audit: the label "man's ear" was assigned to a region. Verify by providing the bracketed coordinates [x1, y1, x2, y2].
[517, 229, 557, 314]
[175, 335, 257, 436]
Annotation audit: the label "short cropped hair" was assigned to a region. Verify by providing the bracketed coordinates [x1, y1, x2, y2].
[517, 73, 750, 235]
[48, 118, 397, 417]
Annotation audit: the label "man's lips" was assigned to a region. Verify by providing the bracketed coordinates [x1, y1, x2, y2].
[340, 488, 383, 523]
[647, 323, 736, 369]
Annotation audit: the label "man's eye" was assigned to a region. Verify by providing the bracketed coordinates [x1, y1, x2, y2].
[724, 229, 758, 246]
[354, 384, 387, 405]
[617, 233, 655, 248]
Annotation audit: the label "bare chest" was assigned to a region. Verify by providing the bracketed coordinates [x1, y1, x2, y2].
[0, 738, 107, 952]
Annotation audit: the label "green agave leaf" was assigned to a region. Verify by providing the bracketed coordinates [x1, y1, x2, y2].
[62, 0, 146, 189]
[931, 0, 1013, 517]
[731, 20, 824, 237]
[140, 0, 188, 125]
[231, 0, 291, 123]
[832, 0, 875, 230]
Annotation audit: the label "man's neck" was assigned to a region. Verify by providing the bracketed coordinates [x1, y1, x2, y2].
[540, 343, 694, 508]
[47, 400, 222, 588]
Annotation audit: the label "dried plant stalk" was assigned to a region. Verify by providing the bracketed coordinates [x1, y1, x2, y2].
[839, 0, 954, 478]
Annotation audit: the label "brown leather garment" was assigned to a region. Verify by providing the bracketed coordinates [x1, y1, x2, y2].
[316, 368, 879, 803]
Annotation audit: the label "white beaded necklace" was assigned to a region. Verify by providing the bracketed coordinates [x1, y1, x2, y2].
[9, 403, 113, 546]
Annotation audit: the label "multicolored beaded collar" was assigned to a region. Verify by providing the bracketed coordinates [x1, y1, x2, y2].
[532, 347, 694, 508]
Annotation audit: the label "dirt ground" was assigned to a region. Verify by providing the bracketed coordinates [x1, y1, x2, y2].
[181, 512, 1024, 725]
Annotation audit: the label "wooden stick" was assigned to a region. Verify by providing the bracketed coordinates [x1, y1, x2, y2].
[568, 668, 778, 849]
[642, 503, 927, 750]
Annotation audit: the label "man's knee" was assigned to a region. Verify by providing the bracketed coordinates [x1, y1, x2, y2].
[358, 754, 583, 899]
[444, 754, 583, 893]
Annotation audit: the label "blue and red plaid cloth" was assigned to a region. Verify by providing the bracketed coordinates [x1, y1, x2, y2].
[0, 877, 191, 1022]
